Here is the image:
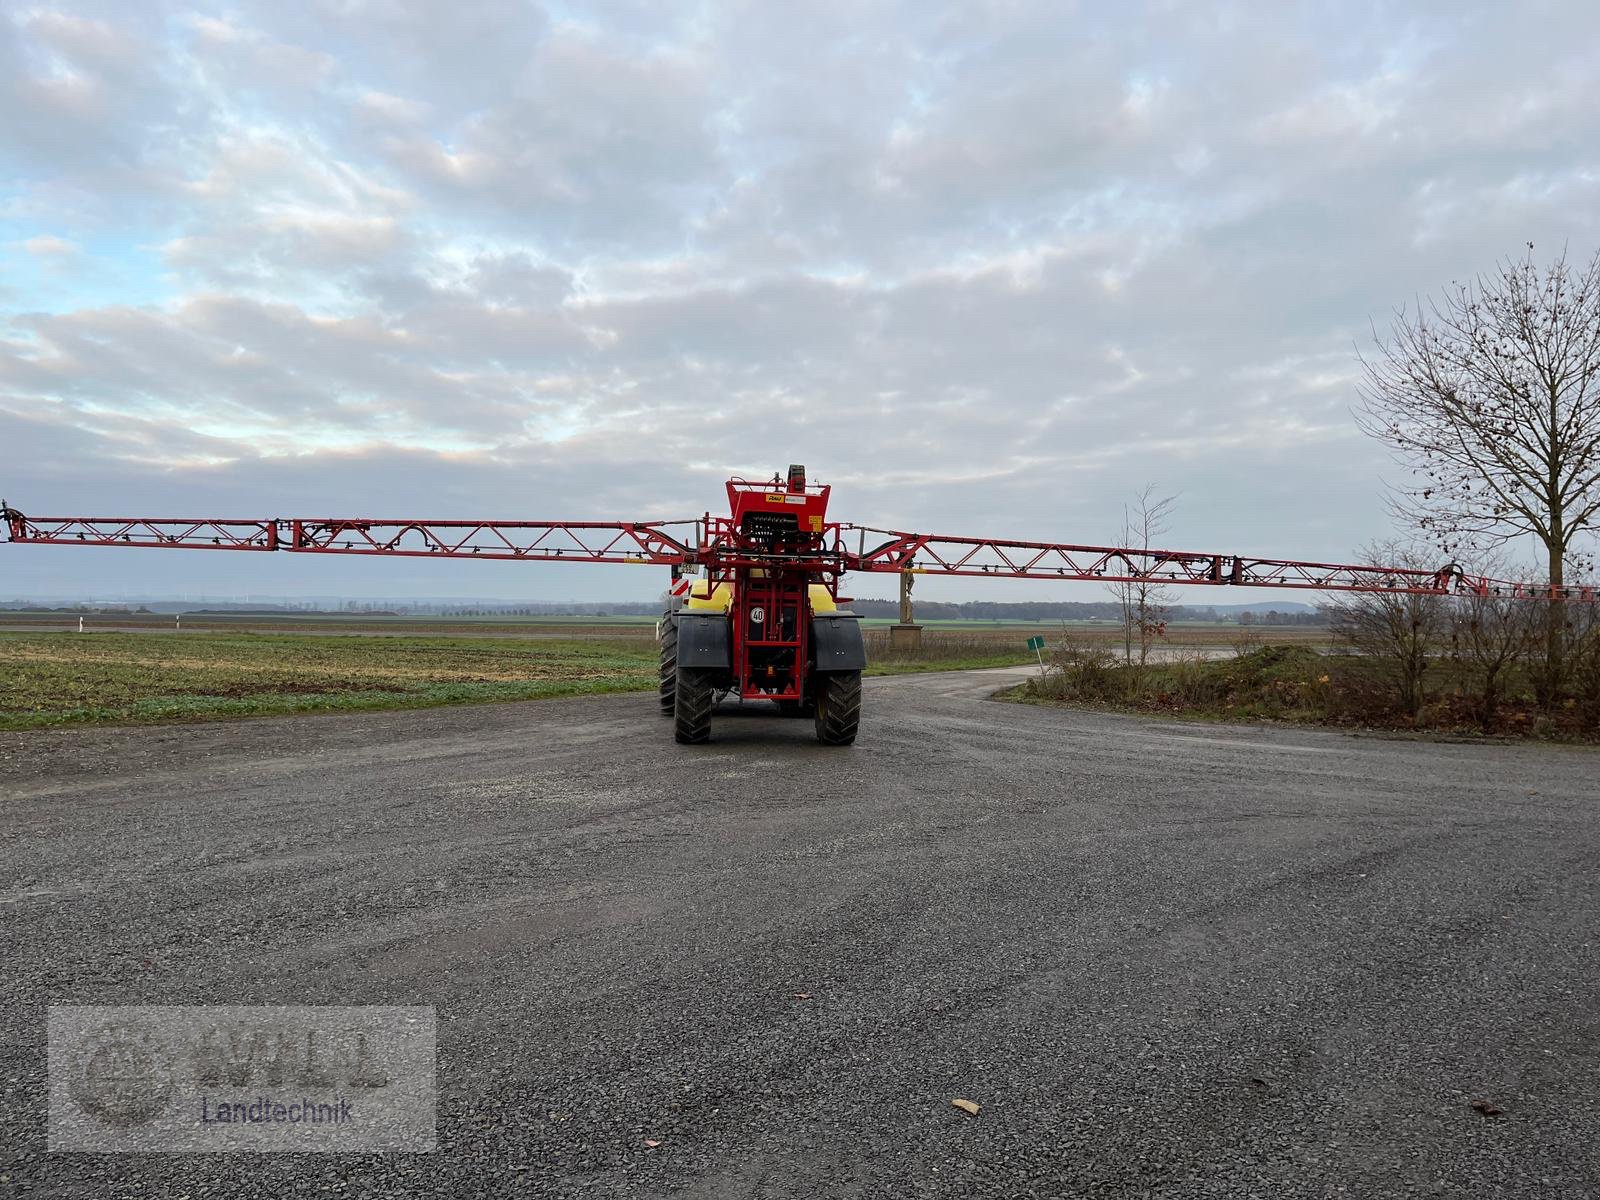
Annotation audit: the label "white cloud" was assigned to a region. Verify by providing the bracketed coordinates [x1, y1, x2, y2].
[1, 0, 1598, 600]
[19, 234, 79, 257]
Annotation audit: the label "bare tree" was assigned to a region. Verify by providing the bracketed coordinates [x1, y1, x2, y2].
[1446, 552, 1541, 730]
[1357, 245, 1600, 698]
[1327, 541, 1450, 720]
[1106, 485, 1178, 678]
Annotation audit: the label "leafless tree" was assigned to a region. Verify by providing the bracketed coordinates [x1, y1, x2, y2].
[1107, 486, 1178, 678]
[1446, 552, 1542, 729]
[1357, 245, 1600, 698]
[1327, 541, 1451, 720]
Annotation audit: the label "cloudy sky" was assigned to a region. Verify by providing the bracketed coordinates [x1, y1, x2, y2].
[3, 0, 1598, 603]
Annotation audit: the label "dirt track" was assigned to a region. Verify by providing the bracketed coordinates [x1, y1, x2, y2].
[5, 669, 1599, 1197]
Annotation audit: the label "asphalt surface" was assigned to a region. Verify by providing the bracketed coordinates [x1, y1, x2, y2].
[4, 670, 1599, 1197]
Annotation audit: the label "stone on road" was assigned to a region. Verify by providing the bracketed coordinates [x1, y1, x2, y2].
[4, 669, 1598, 1197]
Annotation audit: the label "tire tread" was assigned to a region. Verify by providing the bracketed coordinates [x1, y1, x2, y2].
[674, 668, 714, 744]
[813, 671, 861, 746]
[658, 617, 678, 713]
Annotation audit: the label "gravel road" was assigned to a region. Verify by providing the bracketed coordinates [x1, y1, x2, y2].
[4, 670, 1599, 1197]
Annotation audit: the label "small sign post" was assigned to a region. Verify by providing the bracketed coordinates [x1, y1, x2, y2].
[1026, 634, 1046, 675]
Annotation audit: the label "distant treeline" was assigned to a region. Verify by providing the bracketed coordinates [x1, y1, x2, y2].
[437, 603, 663, 617]
[0, 604, 156, 614]
[846, 599, 1325, 625]
[0, 598, 1325, 624]
[186, 608, 402, 617]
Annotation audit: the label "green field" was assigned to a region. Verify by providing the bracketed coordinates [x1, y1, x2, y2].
[0, 632, 659, 730]
[0, 620, 1323, 731]
[0, 627, 1039, 730]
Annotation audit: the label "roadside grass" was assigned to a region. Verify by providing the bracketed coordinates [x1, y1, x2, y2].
[1011, 643, 1600, 742]
[866, 656, 1036, 675]
[863, 628, 1036, 675]
[1011, 645, 1337, 720]
[862, 625, 1317, 675]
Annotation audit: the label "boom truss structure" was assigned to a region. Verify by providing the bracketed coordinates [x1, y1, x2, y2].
[844, 528, 1594, 600]
[0, 512, 697, 564]
[2, 496, 1590, 601]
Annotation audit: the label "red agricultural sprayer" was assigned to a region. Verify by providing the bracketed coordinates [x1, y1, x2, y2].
[3, 466, 1588, 745]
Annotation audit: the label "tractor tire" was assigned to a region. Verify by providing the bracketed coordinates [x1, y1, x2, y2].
[658, 617, 678, 714]
[673, 668, 715, 744]
[813, 670, 861, 746]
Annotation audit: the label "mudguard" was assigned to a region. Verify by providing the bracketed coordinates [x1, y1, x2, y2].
[674, 611, 732, 669]
[812, 611, 867, 671]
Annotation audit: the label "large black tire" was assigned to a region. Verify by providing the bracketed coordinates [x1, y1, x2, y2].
[674, 668, 715, 744]
[813, 671, 861, 746]
[658, 617, 678, 714]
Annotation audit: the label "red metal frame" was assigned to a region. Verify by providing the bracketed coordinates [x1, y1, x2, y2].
[1, 511, 694, 566]
[286, 518, 694, 565]
[0, 515, 282, 552]
[694, 476, 846, 700]
[838, 526, 1576, 598]
[4, 492, 1591, 602]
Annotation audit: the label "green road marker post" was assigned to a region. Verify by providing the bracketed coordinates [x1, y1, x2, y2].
[1026, 634, 1046, 676]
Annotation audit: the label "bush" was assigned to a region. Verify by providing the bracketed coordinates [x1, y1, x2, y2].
[1033, 636, 1121, 701]
[1016, 619, 1600, 742]
[1571, 615, 1600, 731]
[1027, 643, 1336, 716]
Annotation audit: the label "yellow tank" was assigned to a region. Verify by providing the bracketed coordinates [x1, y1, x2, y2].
[683, 578, 836, 613]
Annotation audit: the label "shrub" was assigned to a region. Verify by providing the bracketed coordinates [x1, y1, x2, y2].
[1033, 636, 1121, 702]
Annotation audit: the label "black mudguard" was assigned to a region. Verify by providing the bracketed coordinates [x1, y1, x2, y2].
[812, 612, 867, 671]
[674, 611, 732, 669]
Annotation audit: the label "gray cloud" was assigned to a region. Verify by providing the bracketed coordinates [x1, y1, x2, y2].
[2, 0, 1599, 602]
